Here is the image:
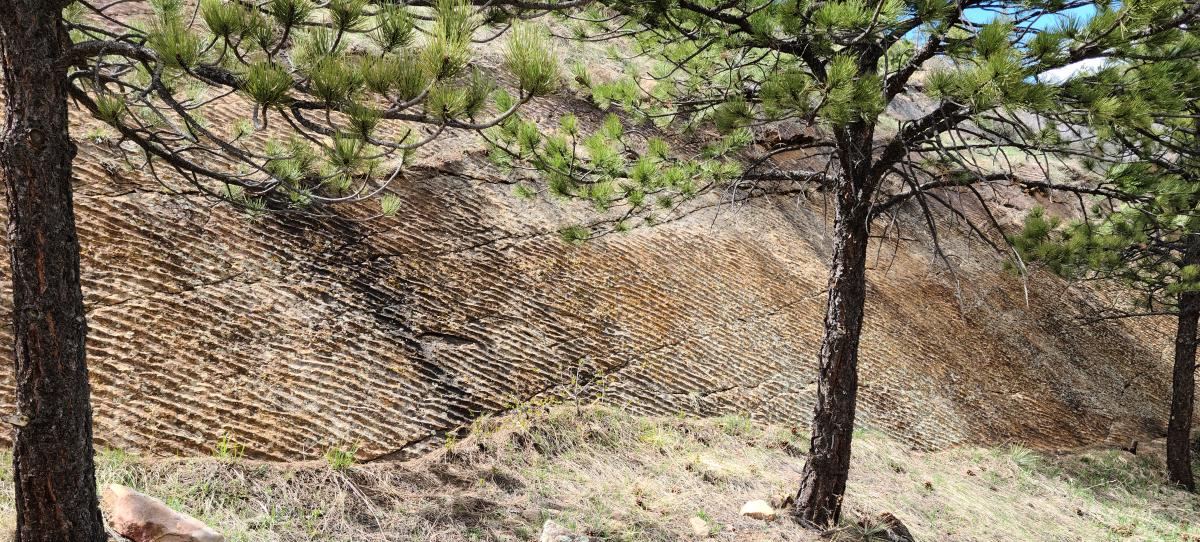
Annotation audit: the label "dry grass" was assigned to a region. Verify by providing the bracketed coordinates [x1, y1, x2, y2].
[0, 406, 1196, 541]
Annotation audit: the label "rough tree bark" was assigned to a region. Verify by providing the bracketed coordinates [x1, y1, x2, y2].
[794, 124, 876, 527]
[1167, 245, 1200, 491]
[0, 2, 107, 540]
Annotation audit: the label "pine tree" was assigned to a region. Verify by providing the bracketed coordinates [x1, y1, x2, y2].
[1013, 27, 1200, 490]
[493, 0, 1198, 527]
[2, 0, 565, 538]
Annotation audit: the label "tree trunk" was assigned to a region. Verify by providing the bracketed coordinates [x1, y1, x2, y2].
[792, 119, 877, 527]
[793, 181, 872, 527]
[1168, 286, 1199, 491]
[0, 3, 106, 540]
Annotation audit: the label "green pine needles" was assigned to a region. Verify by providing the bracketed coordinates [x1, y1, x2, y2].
[69, 0, 565, 217]
[482, 1, 1193, 249]
[506, 23, 560, 98]
[1014, 20, 1200, 308]
[242, 61, 293, 106]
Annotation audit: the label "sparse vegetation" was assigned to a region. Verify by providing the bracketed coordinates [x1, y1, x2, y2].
[500, 1, 1198, 525]
[0, 407, 1194, 541]
[2, 1, 1198, 539]
[212, 433, 246, 461]
[325, 445, 359, 471]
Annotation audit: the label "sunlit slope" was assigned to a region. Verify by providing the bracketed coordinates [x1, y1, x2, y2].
[0, 33, 1176, 460]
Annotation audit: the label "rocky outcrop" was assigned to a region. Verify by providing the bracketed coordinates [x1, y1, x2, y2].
[0, 55, 1177, 462]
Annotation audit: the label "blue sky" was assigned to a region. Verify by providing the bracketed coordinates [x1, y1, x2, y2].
[963, 4, 1097, 29]
[956, 4, 1106, 81]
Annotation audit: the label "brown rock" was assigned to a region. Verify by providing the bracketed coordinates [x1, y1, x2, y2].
[769, 493, 795, 510]
[102, 484, 223, 542]
[689, 516, 710, 537]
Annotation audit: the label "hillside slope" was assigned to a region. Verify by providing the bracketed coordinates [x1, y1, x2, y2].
[0, 104, 1174, 461]
[0, 24, 1178, 460]
[1, 407, 1194, 541]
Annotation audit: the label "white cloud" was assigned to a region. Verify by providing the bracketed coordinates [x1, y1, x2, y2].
[1039, 57, 1108, 84]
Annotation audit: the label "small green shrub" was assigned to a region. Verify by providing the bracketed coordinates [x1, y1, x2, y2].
[715, 414, 755, 437]
[213, 432, 245, 461]
[325, 445, 358, 470]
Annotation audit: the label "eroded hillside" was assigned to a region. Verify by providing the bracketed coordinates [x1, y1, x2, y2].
[0, 19, 1178, 461]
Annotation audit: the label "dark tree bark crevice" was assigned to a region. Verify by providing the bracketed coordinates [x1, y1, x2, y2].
[0, 2, 106, 540]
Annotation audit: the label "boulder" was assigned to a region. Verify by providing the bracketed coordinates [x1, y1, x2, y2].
[688, 516, 710, 537]
[739, 500, 777, 521]
[101, 484, 223, 542]
[860, 512, 916, 542]
[539, 519, 590, 542]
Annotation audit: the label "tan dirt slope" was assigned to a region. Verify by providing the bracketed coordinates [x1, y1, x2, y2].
[0, 58, 1177, 462]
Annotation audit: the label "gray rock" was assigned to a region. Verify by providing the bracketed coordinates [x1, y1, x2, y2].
[540, 519, 590, 542]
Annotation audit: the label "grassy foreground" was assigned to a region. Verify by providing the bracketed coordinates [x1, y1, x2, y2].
[0, 406, 1196, 541]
